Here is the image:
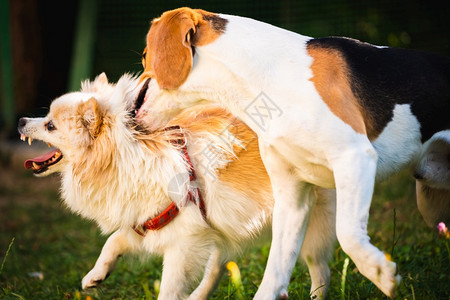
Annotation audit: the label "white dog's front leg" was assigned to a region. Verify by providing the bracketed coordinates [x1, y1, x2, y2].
[332, 146, 401, 298]
[255, 146, 316, 300]
[82, 230, 132, 289]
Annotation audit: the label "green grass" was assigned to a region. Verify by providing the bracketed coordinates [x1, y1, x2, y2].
[1, 164, 449, 299]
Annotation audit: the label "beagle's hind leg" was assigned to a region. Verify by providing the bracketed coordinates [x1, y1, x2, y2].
[333, 146, 401, 298]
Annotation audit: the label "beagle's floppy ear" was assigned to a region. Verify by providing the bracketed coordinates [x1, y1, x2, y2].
[147, 10, 197, 89]
[144, 8, 228, 89]
[78, 97, 103, 139]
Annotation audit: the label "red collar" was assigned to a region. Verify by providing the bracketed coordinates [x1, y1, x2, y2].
[133, 126, 207, 236]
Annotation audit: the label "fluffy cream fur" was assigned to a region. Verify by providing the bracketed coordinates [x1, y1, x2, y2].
[18, 73, 336, 299]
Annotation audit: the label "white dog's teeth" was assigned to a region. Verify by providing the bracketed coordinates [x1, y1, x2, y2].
[28, 137, 33, 145]
[20, 134, 26, 141]
[54, 152, 61, 158]
[32, 162, 39, 170]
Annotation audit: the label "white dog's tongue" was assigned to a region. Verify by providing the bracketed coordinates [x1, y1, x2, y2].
[24, 149, 59, 169]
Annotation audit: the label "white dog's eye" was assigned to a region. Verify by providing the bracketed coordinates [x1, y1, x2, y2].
[46, 121, 56, 131]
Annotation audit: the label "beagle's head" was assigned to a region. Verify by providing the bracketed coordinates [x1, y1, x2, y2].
[140, 7, 228, 89]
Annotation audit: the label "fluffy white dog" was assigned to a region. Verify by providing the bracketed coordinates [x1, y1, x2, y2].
[18, 73, 336, 299]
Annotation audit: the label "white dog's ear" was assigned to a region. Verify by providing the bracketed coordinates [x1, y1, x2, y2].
[95, 72, 108, 85]
[78, 97, 103, 139]
[92, 72, 109, 92]
[81, 72, 109, 93]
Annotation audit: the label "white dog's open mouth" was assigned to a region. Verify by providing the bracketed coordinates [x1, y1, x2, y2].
[21, 135, 63, 174]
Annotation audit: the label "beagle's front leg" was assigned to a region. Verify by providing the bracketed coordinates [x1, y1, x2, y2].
[82, 230, 132, 289]
[254, 144, 316, 300]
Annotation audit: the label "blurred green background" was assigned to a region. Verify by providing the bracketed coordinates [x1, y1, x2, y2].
[1, 0, 449, 136]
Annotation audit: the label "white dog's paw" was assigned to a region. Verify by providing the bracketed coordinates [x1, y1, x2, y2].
[82, 267, 110, 289]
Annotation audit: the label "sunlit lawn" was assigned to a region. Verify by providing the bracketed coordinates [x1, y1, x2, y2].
[1, 158, 448, 299]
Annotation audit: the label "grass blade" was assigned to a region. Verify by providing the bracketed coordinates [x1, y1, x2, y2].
[0, 237, 15, 276]
[340, 257, 350, 300]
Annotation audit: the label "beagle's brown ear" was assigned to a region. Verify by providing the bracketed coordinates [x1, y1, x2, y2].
[143, 8, 228, 89]
[147, 10, 198, 89]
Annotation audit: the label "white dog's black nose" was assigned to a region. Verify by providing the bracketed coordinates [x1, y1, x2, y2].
[18, 117, 27, 129]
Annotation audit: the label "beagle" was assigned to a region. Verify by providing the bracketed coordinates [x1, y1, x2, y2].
[136, 7, 450, 299]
